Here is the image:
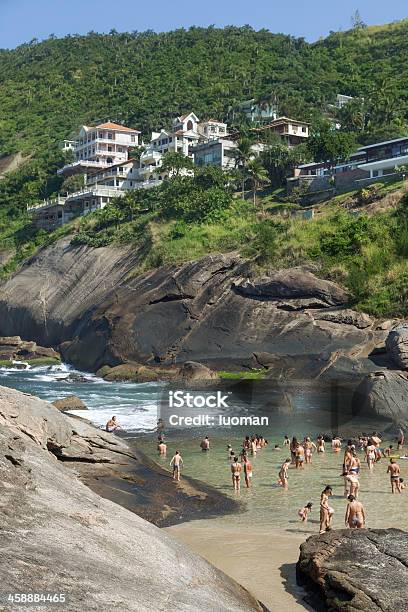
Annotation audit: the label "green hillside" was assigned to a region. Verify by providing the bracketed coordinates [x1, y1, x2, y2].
[0, 22, 407, 318]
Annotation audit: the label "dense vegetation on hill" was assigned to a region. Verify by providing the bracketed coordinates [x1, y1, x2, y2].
[0, 21, 408, 317]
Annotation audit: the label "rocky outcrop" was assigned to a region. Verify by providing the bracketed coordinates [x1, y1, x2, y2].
[297, 529, 408, 611]
[0, 240, 391, 378]
[52, 395, 88, 411]
[386, 324, 408, 369]
[352, 370, 408, 425]
[233, 267, 349, 307]
[0, 385, 260, 611]
[178, 360, 219, 381]
[0, 335, 60, 363]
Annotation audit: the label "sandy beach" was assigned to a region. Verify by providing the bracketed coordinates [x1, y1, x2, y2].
[166, 518, 311, 611]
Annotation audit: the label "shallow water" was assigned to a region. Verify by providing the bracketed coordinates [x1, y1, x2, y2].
[137, 426, 408, 532]
[2, 362, 407, 531]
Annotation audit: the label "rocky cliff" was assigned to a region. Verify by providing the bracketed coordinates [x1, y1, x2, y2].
[297, 529, 408, 611]
[0, 385, 261, 611]
[0, 239, 391, 379]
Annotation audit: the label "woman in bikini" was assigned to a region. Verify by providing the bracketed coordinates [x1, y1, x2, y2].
[319, 485, 334, 534]
[304, 437, 317, 464]
[243, 455, 253, 488]
[231, 456, 242, 491]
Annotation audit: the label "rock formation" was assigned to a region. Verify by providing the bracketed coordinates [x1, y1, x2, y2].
[0, 335, 60, 363]
[352, 370, 408, 426]
[0, 385, 261, 611]
[0, 240, 391, 379]
[52, 395, 88, 411]
[386, 324, 408, 369]
[297, 529, 408, 611]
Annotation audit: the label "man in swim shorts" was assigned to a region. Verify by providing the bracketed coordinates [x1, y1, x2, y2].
[387, 458, 401, 494]
[170, 451, 183, 481]
[106, 416, 120, 432]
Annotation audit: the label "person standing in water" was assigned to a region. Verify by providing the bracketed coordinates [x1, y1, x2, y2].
[317, 435, 325, 453]
[397, 428, 405, 451]
[200, 436, 210, 452]
[170, 451, 183, 481]
[295, 441, 305, 469]
[387, 458, 401, 494]
[278, 459, 291, 490]
[366, 438, 376, 471]
[319, 486, 334, 534]
[231, 456, 242, 491]
[290, 437, 298, 464]
[243, 454, 253, 488]
[332, 436, 342, 453]
[305, 437, 317, 464]
[157, 439, 167, 455]
[345, 495, 366, 529]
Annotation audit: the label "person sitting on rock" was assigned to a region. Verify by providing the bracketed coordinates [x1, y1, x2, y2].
[106, 416, 120, 433]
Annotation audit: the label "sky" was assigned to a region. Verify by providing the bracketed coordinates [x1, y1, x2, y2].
[1, 0, 407, 49]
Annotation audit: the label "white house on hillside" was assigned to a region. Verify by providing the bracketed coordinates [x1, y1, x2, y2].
[58, 121, 140, 176]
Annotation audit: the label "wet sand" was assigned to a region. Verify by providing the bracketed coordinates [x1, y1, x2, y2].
[166, 518, 311, 611]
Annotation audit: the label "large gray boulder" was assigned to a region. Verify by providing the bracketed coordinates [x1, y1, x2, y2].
[297, 529, 408, 611]
[0, 385, 261, 611]
[233, 267, 348, 306]
[352, 370, 408, 425]
[386, 324, 408, 369]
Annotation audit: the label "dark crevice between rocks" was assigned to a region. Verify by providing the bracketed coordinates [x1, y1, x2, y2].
[5, 454, 22, 466]
[149, 293, 194, 305]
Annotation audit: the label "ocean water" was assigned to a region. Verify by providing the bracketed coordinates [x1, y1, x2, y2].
[0, 362, 162, 431]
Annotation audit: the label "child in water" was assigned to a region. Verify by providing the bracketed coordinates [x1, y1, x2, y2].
[298, 502, 313, 522]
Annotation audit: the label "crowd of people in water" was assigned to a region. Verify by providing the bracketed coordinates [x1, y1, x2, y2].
[108, 415, 406, 534]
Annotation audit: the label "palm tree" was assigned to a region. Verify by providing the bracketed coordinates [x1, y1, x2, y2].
[247, 158, 270, 206]
[232, 137, 254, 198]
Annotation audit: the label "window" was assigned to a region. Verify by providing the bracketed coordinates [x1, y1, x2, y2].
[302, 127, 307, 133]
[108, 133, 113, 139]
[169, 137, 172, 143]
[187, 120, 193, 130]
[372, 170, 379, 177]
[118, 147, 123, 152]
[99, 132, 104, 138]
[131, 135, 135, 142]
[108, 146, 113, 152]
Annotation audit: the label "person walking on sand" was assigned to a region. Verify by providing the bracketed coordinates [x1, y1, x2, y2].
[345, 495, 366, 529]
[278, 459, 291, 490]
[170, 451, 183, 481]
[387, 458, 401, 494]
[231, 456, 242, 491]
[319, 486, 334, 534]
[243, 454, 253, 488]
